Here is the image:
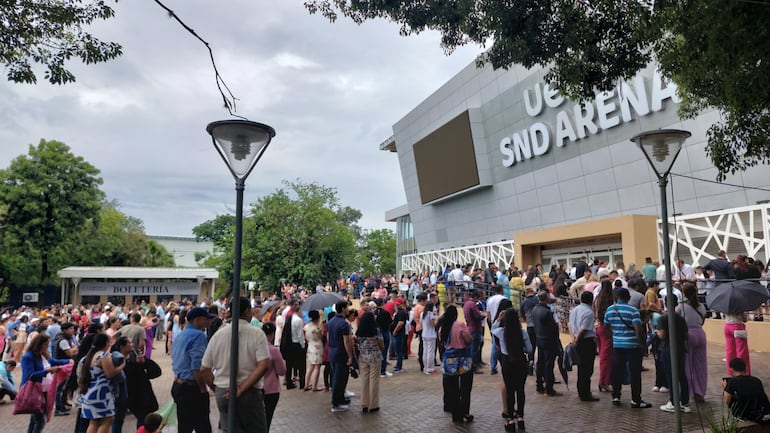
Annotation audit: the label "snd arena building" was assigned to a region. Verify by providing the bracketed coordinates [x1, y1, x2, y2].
[383, 62, 770, 275]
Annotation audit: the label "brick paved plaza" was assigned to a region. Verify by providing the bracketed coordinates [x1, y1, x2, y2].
[2, 325, 768, 433]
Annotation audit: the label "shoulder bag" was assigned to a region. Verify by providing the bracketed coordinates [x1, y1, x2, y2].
[14, 380, 44, 415]
[441, 328, 472, 376]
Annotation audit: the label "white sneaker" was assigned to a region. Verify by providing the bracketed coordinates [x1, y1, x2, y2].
[652, 386, 660, 392]
[660, 401, 677, 413]
[680, 403, 692, 413]
[331, 404, 349, 412]
[344, 390, 356, 398]
[659, 386, 670, 393]
[380, 372, 393, 378]
[424, 370, 435, 375]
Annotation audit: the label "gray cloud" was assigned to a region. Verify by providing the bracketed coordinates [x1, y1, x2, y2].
[0, 0, 480, 236]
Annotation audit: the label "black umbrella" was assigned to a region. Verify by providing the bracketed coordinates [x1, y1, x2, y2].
[557, 341, 569, 391]
[301, 292, 344, 311]
[706, 280, 769, 314]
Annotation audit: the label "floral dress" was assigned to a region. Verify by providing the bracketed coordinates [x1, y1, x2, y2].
[80, 352, 115, 419]
[305, 321, 324, 365]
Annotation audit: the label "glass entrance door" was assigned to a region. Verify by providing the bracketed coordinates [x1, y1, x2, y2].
[541, 244, 623, 274]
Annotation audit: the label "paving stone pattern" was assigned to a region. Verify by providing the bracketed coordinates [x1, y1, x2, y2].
[2, 327, 768, 433]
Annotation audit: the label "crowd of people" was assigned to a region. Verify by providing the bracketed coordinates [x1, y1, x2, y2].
[0, 250, 769, 432]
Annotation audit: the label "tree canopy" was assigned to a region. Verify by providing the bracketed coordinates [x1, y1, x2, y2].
[1, 0, 122, 85]
[305, 0, 770, 180]
[0, 139, 104, 282]
[243, 180, 357, 291]
[194, 180, 397, 294]
[358, 228, 396, 276]
[0, 140, 174, 286]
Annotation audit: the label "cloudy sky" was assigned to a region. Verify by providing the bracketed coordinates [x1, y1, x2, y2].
[0, 0, 480, 237]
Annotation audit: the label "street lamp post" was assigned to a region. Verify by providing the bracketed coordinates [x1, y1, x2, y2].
[632, 128, 691, 433]
[207, 119, 275, 433]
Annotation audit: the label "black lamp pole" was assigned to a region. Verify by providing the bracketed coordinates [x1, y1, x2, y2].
[207, 120, 275, 433]
[633, 129, 691, 433]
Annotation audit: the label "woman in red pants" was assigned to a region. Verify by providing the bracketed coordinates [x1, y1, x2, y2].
[594, 280, 615, 392]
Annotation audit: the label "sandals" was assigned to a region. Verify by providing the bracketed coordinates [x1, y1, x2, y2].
[313, 387, 325, 392]
[505, 418, 517, 432]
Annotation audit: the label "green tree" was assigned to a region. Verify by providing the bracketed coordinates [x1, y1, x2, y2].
[358, 228, 396, 276]
[69, 201, 175, 268]
[193, 214, 235, 292]
[0, 139, 104, 283]
[305, 0, 770, 180]
[1, 0, 122, 84]
[242, 180, 357, 292]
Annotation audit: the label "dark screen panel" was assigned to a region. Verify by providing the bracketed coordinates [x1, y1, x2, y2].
[413, 111, 480, 204]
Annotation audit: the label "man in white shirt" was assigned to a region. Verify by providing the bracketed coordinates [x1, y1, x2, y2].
[569, 291, 599, 402]
[656, 260, 668, 291]
[448, 264, 464, 304]
[281, 299, 307, 390]
[202, 298, 270, 432]
[674, 259, 696, 285]
[486, 285, 506, 375]
[99, 305, 112, 324]
[569, 270, 593, 297]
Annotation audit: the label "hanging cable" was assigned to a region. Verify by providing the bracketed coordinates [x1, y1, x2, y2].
[671, 173, 770, 193]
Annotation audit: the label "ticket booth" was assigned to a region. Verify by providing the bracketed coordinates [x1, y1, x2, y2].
[57, 267, 219, 306]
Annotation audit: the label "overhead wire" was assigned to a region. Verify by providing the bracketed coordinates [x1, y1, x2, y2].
[671, 172, 770, 193]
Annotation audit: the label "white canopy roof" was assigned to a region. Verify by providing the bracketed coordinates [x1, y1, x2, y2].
[57, 266, 219, 280]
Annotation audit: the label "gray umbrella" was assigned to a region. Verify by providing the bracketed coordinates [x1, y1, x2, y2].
[261, 300, 280, 311]
[706, 280, 769, 314]
[301, 292, 344, 311]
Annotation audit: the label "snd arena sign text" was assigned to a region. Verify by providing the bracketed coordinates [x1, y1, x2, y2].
[499, 68, 680, 167]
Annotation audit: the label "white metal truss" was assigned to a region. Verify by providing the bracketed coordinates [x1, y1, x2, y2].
[401, 240, 515, 274]
[659, 203, 770, 265]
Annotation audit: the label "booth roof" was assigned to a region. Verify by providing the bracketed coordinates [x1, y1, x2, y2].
[57, 266, 219, 280]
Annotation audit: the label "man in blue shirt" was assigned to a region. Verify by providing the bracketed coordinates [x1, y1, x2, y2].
[604, 288, 652, 408]
[171, 307, 215, 433]
[0, 360, 16, 401]
[328, 300, 354, 412]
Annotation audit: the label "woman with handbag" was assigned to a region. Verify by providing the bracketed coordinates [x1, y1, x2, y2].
[79, 333, 125, 433]
[439, 305, 474, 424]
[20, 333, 71, 433]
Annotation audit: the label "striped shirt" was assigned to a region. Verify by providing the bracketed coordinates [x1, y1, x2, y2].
[603, 301, 641, 349]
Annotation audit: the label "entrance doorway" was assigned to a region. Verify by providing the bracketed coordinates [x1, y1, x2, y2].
[541, 243, 624, 272]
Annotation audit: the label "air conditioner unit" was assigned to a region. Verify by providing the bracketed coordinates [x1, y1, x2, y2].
[22, 292, 39, 303]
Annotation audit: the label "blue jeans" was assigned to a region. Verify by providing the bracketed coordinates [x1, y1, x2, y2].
[331, 358, 349, 407]
[380, 331, 391, 374]
[28, 411, 45, 433]
[661, 349, 689, 405]
[612, 347, 642, 402]
[536, 340, 558, 393]
[470, 331, 483, 370]
[490, 339, 499, 371]
[393, 333, 405, 371]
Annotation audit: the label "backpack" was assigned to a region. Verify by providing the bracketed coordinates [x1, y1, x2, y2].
[375, 307, 392, 331]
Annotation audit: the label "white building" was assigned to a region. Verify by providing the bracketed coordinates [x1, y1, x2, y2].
[149, 235, 213, 268]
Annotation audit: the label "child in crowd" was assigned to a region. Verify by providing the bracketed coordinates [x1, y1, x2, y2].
[136, 413, 163, 433]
